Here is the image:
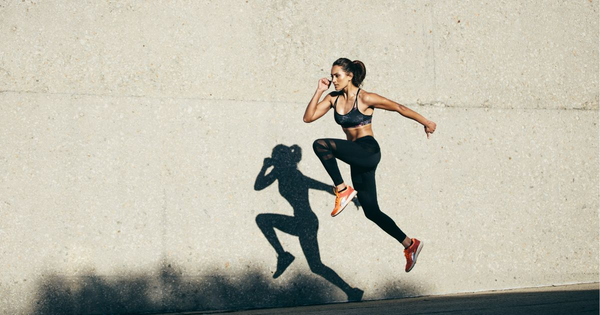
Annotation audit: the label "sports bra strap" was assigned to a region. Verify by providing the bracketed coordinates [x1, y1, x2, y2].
[332, 89, 361, 109]
[354, 88, 361, 109]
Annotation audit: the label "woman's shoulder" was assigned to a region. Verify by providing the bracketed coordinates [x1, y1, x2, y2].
[358, 89, 378, 104]
[327, 91, 343, 106]
[359, 90, 394, 109]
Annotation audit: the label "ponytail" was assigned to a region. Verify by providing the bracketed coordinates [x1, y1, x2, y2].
[333, 58, 367, 87]
[351, 60, 366, 87]
[290, 144, 302, 164]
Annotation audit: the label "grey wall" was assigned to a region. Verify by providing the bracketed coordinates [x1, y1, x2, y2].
[1, 1, 598, 314]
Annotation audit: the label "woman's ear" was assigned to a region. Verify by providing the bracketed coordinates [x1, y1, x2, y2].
[346, 72, 354, 84]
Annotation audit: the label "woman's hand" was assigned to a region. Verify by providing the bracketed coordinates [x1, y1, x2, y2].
[317, 78, 331, 92]
[424, 120, 437, 139]
[255, 157, 277, 191]
[263, 157, 275, 168]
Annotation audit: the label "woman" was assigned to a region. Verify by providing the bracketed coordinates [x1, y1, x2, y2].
[303, 58, 436, 272]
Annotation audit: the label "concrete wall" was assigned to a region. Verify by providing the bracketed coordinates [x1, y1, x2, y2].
[1, 1, 598, 314]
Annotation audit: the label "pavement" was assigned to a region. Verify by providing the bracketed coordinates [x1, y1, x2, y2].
[158, 282, 599, 315]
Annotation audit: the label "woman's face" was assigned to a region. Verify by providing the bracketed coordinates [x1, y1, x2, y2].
[330, 65, 353, 91]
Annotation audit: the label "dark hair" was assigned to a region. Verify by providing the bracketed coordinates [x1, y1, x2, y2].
[333, 58, 366, 87]
[272, 144, 302, 167]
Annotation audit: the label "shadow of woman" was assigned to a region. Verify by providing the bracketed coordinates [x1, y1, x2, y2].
[254, 144, 363, 302]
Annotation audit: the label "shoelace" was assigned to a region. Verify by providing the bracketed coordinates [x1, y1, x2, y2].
[334, 187, 341, 207]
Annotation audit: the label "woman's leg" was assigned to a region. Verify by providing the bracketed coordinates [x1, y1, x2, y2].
[256, 213, 298, 255]
[299, 233, 361, 299]
[255, 213, 298, 278]
[352, 166, 424, 272]
[351, 166, 408, 244]
[312, 138, 380, 187]
[313, 137, 382, 216]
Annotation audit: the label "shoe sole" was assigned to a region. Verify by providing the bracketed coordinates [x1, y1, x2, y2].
[406, 241, 423, 273]
[331, 190, 358, 217]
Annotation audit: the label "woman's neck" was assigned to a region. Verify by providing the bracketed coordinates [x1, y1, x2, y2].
[343, 85, 359, 99]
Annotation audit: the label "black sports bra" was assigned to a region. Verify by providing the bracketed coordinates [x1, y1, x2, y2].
[333, 89, 373, 129]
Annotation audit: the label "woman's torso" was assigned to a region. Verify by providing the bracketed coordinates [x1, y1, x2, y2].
[332, 89, 375, 141]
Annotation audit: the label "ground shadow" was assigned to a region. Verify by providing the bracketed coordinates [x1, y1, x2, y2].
[254, 144, 363, 302]
[32, 263, 337, 315]
[32, 261, 422, 315]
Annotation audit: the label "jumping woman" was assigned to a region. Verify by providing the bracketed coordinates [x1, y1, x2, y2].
[303, 58, 437, 272]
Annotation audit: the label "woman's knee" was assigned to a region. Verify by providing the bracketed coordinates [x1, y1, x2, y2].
[255, 214, 268, 228]
[312, 139, 330, 154]
[308, 262, 326, 275]
[362, 205, 384, 222]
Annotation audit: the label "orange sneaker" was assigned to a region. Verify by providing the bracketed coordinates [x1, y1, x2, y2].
[404, 238, 423, 272]
[331, 186, 357, 217]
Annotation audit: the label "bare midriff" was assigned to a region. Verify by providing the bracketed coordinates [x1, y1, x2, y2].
[343, 124, 374, 142]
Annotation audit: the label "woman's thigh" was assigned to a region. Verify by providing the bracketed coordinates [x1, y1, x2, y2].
[257, 213, 316, 237]
[319, 138, 380, 169]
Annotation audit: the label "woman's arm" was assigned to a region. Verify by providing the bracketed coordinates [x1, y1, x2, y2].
[306, 177, 335, 195]
[254, 158, 277, 191]
[303, 78, 333, 123]
[365, 92, 437, 138]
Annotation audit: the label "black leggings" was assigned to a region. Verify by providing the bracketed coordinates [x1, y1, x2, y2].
[312, 136, 407, 243]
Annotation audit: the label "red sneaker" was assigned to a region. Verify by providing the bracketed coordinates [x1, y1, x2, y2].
[331, 186, 357, 217]
[404, 238, 423, 272]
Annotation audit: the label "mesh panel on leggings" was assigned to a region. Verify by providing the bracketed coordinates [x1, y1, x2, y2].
[313, 139, 336, 161]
